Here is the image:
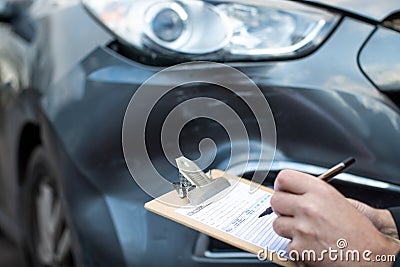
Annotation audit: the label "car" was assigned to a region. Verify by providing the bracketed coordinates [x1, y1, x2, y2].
[1, 0, 400, 266]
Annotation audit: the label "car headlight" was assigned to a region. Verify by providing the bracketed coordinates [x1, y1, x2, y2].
[83, 0, 340, 61]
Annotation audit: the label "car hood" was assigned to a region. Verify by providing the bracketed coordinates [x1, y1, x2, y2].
[302, 0, 400, 21]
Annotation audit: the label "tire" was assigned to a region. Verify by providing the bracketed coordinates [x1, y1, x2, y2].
[21, 147, 77, 267]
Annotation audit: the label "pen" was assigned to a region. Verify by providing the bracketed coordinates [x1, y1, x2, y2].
[258, 157, 356, 218]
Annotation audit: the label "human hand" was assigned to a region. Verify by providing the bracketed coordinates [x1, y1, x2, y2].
[271, 170, 400, 267]
[347, 199, 399, 239]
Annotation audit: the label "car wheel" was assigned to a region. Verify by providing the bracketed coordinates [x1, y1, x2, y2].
[21, 147, 76, 267]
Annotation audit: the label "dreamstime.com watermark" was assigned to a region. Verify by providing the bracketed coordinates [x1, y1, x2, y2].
[257, 238, 397, 263]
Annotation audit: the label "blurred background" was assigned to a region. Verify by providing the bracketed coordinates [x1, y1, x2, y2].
[1, 0, 400, 267]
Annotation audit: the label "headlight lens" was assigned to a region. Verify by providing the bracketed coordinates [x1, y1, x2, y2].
[83, 0, 340, 60]
[150, 4, 186, 42]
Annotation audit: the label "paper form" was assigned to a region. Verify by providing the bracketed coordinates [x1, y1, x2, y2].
[176, 181, 290, 252]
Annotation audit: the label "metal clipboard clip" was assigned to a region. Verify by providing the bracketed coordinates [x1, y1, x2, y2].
[173, 156, 231, 205]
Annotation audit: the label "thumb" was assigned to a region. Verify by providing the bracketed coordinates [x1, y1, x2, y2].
[347, 198, 377, 221]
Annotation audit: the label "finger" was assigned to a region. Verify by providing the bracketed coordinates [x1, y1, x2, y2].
[273, 216, 296, 239]
[274, 170, 319, 195]
[347, 198, 358, 206]
[347, 198, 372, 214]
[347, 198, 363, 208]
[346, 198, 380, 226]
[270, 192, 301, 217]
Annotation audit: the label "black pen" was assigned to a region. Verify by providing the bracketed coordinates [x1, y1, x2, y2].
[258, 157, 356, 218]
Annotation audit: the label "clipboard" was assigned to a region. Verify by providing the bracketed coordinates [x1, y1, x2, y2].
[145, 169, 296, 267]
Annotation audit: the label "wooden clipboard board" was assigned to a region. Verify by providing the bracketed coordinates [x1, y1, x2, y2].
[145, 169, 296, 267]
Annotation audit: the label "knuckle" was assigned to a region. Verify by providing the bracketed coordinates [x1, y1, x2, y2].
[270, 193, 280, 208]
[286, 242, 294, 253]
[272, 218, 282, 234]
[276, 170, 293, 187]
[301, 202, 318, 217]
[294, 222, 314, 237]
[302, 204, 314, 216]
[287, 241, 299, 254]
